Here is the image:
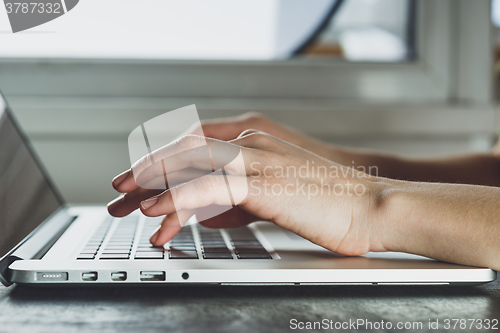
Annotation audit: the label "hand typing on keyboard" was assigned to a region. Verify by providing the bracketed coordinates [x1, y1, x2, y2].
[107, 129, 384, 258]
[107, 113, 500, 271]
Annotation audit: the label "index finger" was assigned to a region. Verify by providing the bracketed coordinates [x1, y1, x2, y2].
[113, 135, 210, 193]
[114, 135, 244, 193]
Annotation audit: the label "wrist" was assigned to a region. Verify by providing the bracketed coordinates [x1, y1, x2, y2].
[366, 178, 409, 253]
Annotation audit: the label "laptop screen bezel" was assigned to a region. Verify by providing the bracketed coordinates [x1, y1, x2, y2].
[0, 91, 65, 207]
[0, 90, 66, 265]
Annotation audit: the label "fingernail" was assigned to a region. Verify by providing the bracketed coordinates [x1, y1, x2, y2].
[141, 197, 158, 210]
[112, 172, 129, 188]
[150, 231, 159, 244]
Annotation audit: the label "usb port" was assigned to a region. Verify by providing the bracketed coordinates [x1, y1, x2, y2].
[140, 271, 166, 281]
[111, 272, 127, 281]
[82, 272, 98, 281]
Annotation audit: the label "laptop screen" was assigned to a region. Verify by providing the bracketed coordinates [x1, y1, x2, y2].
[0, 94, 63, 259]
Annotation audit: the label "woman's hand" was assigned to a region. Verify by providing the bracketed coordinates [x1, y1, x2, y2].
[108, 131, 388, 256]
[189, 112, 336, 161]
[107, 129, 500, 270]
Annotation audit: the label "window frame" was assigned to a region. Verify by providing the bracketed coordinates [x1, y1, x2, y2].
[0, 0, 495, 204]
[0, 0, 492, 102]
[0, 0, 495, 140]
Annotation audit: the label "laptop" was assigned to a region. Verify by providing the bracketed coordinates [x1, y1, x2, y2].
[0, 91, 495, 286]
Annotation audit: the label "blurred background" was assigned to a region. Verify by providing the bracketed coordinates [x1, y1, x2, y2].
[0, 0, 497, 203]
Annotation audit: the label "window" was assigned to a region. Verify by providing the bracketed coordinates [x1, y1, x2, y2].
[0, 0, 414, 62]
[301, 0, 415, 62]
[0, 0, 495, 203]
[0, 0, 490, 103]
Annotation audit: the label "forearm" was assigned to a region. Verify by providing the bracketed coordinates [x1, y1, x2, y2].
[330, 145, 500, 186]
[372, 179, 500, 270]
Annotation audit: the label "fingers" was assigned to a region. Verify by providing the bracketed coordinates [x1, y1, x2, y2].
[236, 129, 263, 139]
[112, 131, 280, 200]
[114, 135, 208, 193]
[198, 206, 259, 229]
[149, 207, 260, 246]
[114, 135, 239, 192]
[107, 187, 164, 217]
[109, 168, 210, 216]
[112, 170, 130, 189]
[150, 209, 195, 246]
[140, 174, 248, 217]
[134, 146, 213, 189]
[191, 113, 270, 141]
[119, 138, 251, 193]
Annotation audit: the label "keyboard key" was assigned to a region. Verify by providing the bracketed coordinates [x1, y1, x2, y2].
[202, 244, 228, 249]
[198, 231, 222, 235]
[169, 250, 198, 259]
[106, 243, 133, 246]
[201, 243, 227, 248]
[170, 244, 196, 251]
[137, 242, 156, 246]
[77, 253, 95, 260]
[135, 252, 164, 259]
[198, 229, 218, 232]
[137, 246, 164, 251]
[227, 228, 257, 240]
[106, 246, 133, 250]
[137, 247, 164, 252]
[80, 251, 98, 255]
[237, 253, 272, 259]
[231, 240, 261, 246]
[170, 245, 196, 248]
[234, 247, 268, 254]
[203, 249, 231, 254]
[170, 241, 196, 245]
[170, 240, 195, 243]
[80, 248, 98, 254]
[102, 249, 130, 254]
[199, 234, 223, 238]
[203, 252, 233, 259]
[201, 241, 225, 245]
[173, 232, 193, 237]
[99, 253, 130, 260]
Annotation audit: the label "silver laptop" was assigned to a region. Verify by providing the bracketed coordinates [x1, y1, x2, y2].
[0, 91, 495, 286]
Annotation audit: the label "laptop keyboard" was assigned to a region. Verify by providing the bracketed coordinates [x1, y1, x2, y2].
[76, 218, 113, 260]
[101, 216, 138, 260]
[77, 216, 272, 260]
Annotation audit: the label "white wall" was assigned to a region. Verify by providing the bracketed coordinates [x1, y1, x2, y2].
[8, 96, 496, 204]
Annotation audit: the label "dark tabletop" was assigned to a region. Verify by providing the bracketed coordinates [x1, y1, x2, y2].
[0, 277, 499, 333]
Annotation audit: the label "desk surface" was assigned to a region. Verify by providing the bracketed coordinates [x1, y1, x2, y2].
[0, 278, 499, 332]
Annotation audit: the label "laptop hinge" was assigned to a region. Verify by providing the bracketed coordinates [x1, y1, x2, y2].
[0, 255, 21, 287]
[0, 209, 76, 286]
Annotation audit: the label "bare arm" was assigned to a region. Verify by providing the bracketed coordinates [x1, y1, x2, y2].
[330, 145, 500, 186]
[376, 179, 500, 270]
[195, 112, 500, 186]
[108, 131, 500, 271]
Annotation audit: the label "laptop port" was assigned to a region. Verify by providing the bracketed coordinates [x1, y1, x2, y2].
[140, 271, 166, 282]
[111, 272, 127, 281]
[36, 272, 68, 282]
[82, 272, 98, 281]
